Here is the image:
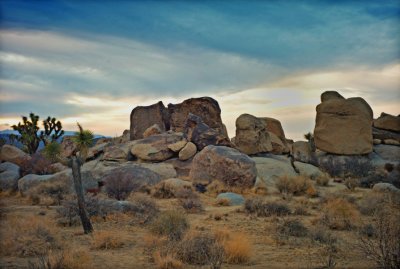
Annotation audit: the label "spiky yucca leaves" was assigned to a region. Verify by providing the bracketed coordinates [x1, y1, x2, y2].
[72, 123, 94, 161]
[12, 113, 41, 154]
[40, 116, 64, 145]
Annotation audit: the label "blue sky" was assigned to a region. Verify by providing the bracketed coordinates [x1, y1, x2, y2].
[1, 0, 399, 139]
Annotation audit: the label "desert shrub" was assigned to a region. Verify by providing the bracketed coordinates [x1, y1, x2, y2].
[319, 155, 373, 178]
[20, 153, 52, 176]
[293, 206, 309, 216]
[308, 226, 339, 269]
[344, 177, 359, 191]
[357, 206, 400, 269]
[206, 180, 229, 195]
[91, 230, 125, 250]
[306, 184, 318, 197]
[176, 233, 224, 268]
[309, 226, 337, 245]
[42, 141, 62, 163]
[150, 211, 189, 241]
[321, 198, 360, 230]
[358, 191, 400, 216]
[179, 197, 203, 213]
[153, 251, 183, 269]
[28, 248, 92, 269]
[104, 176, 136, 200]
[316, 175, 330, 186]
[0, 216, 60, 257]
[244, 197, 291, 217]
[276, 175, 312, 196]
[57, 195, 159, 226]
[216, 232, 252, 264]
[276, 219, 308, 238]
[28, 180, 70, 205]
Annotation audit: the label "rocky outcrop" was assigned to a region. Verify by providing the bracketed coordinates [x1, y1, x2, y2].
[320, 91, 345, 102]
[293, 161, 325, 180]
[184, 113, 231, 150]
[314, 91, 373, 155]
[0, 145, 30, 165]
[261, 117, 289, 153]
[372, 183, 400, 195]
[102, 146, 129, 162]
[153, 178, 193, 198]
[102, 165, 162, 193]
[18, 174, 53, 193]
[268, 132, 288, 154]
[60, 136, 77, 158]
[252, 156, 297, 190]
[143, 124, 163, 138]
[130, 101, 170, 140]
[138, 163, 177, 180]
[130, 132, 185, 162]
[0, 162, 20, 191]
[189, 145, 257, 187]
[168, 97, 226, 135]
[87, 142, 110, 160]
[164, 158, 193, 178]
[235, 114, 272, 155]
[179, 142, 197, 161]
[373, 113, 400, 133]
[372, 127, 400, 144]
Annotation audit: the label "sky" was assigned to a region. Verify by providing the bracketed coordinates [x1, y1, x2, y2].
[0, 0, 399, 140]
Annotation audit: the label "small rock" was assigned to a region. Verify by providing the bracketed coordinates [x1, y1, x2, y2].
[216, 192, 245, 206]
[179, 142, 197, 161]
[143, 124, 163, 138]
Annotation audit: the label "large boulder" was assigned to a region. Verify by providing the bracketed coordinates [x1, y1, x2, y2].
[372, 127, 400, 143]
[293, 161, 325, 180]
[374, 144, 400, 162]
[101, 165, 162, 193]
[130, 101, 170, 140]
[0, 162, 20, 191]
[260, 117, 289, 153]
[153, 178, 193, 198]
[18, 174, 53, 193]
[314, 91, 373, 155]
[179, 142, 197, 161]
[320, 91, 345, 102]
[0, 145, 30, 165]
[168, 97, 226, 136]
[143, 124, 163, 138]
[216, 192, 245, 206]
[164, 158, 193, 178]
[268, 132, 288, 155]
[373, 113, 400, 133]
[372, 183, 400, 195]
[87, 142, 110, 160]
[184, 113, 231, 150]
[137, 162, 177, 180]
[235, 114, 272, 155]
[252, 156, 297, 189]
[102, 145, 129, 162]
[60, 136, 77, 158]
[130, 133, 185, 162]
[189, 145, 257, 187]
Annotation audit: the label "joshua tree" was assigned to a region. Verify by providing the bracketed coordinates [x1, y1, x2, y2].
[40, 116, 64, 145]
[70, 123, 94, 234]
[12, 113, 41, 154]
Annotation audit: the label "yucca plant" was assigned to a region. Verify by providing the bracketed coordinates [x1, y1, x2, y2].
[70, 122, 94, 234]
[42, 141, 61, 163]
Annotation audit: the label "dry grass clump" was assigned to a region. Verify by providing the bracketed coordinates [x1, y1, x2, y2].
[176, 232, 224, 268]
[309, 226, 339, 269]
[344, 177, 359, 191]
[150, 211, 189, 241]
[0, 216, 61, 257]
[358, 191, 400, 216]
[276, 175, 312, 196]
[244, 197, 291, 217]
[91, 230, 125, 250]
[316, 174, 330, 186]
[214, 230, 252, 264]
[179, 197, 203, 213]
[153, 251, 183, 269]
[321, 198, 360, 230]
[28, 248, 92, 269]
[28, 180, 70, 206]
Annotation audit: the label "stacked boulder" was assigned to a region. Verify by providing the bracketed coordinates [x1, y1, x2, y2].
[314, 91, 373, 155]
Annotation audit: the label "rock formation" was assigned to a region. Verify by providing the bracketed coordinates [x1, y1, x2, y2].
[314, 91, 373, 155]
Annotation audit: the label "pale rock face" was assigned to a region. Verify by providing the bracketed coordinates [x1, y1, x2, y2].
[268, 131, 289, 155]
[260, 117, 289, 153]
[167, 140, 188, 152]
[292, 141, 312, 163]
[373, 113, 400, 133]
[143, 124, 163, 138]
[235, 114, 272, 155]
[0, 162, 20, 191]
[179, 142, 197, 161]
[189, 145, 257, 188]
[314, 92, 373, 155]
[130, 133, 184, 161]
[153, 178, 193, 198]
[0, 145, 30, 165]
